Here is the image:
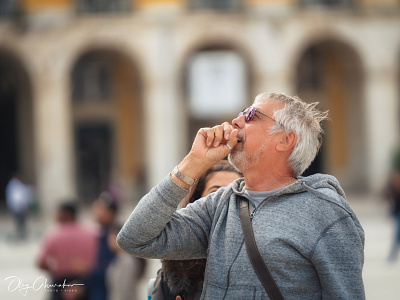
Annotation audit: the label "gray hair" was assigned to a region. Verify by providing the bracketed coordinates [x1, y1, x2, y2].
[254, 92, 329, 177]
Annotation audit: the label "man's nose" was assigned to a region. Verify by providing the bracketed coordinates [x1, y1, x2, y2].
[232, 115, 245, 129]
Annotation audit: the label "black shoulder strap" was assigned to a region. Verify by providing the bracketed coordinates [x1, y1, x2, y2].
[239, 198, 284, 300]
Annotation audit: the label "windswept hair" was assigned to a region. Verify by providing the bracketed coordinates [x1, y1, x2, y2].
[254, 92, 329, 177]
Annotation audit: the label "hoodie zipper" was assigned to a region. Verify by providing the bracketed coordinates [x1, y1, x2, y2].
[250, 209, 256, 219]
[249, 198, 266, 219]
[249, 195, 278, 220]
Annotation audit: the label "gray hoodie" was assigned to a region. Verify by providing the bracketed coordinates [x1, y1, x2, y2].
[117, 173, 365, 300]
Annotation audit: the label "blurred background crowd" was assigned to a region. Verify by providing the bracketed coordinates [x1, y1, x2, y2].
[0, 0, 400, 299]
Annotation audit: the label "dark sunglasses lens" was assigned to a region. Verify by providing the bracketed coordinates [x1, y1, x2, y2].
[246, 107, 255, 122]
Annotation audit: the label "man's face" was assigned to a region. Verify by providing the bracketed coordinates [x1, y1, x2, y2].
[229, 101, 278, 172]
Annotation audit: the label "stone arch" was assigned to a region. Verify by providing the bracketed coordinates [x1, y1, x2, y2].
[295, 38, 366, 190]
[69, 47, 144, 202]
[0, 47, 35, 202]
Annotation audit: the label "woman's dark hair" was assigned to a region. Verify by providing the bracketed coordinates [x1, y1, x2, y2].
[162, 161, 242, 297]
[184, 160, 243, 208]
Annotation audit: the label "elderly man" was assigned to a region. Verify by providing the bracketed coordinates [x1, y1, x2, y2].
[117, 92, 365, 299]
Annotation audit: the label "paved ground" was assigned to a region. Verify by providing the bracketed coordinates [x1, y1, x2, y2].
[351, 195, 400, 300]
[0, 193, 399, 300]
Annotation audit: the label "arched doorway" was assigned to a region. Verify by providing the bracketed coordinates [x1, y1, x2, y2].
[185, 45, 250, 150]
[71, 49, 144, 203]
[0, 49, 34, 206]
[296, 40, 366, 190]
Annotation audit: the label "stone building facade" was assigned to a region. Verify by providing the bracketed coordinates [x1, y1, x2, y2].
[0, 0, 399, 212]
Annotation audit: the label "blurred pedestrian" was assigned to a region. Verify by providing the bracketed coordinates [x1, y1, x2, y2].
[85, 192, 118, 300]
[37, 201, 98, 300]
[5, 172, 34, 239]
[151, 161, 242, 300]
[384, 170, 400, 261]
[89, 192, 147, 300]
[107, 223, 147, 300]
[105, 170, 125, 206]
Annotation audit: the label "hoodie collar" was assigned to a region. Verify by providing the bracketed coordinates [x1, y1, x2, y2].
[232, 173, 345, 200]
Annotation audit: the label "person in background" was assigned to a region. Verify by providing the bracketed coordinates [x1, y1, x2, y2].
[6, 172, 34, 239]
[37, 201, 97, 300]
[86, 191, 147, 300]
[384, 170, 400, 262]
[151, 161, 242, 300]
[107, 223, 147, 300]
[85, 192, 118, 300]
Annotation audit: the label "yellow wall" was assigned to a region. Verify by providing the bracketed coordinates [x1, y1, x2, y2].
[20, 0, 317, 12]
[22, 0, 72, 12]
[115, 57, 143, 180]
[23, 0, 183, 12]
[136, 0, 184, 9]
[21, 0, 399, 13]
[360, 0, 399, 5]
[245, 0, 294, 4]
[324, 52, 348, 170]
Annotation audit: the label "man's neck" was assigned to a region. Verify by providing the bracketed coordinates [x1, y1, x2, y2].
[243, 164, 295, 191]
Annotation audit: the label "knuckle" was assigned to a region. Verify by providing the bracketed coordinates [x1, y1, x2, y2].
[198, 127, 210, 133]
[213, 125, 221, 130]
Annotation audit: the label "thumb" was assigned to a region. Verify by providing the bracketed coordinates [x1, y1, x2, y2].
[176, 296, 182, 300]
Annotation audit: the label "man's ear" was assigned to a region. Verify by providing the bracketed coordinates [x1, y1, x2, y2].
[276, 131, 297, 152]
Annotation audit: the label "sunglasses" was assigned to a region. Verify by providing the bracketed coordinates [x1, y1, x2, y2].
[238, 106, 276, 123]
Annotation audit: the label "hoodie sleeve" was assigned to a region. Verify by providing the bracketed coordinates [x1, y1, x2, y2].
[310, 215, 365, 300]
[116, 175, 216, 260]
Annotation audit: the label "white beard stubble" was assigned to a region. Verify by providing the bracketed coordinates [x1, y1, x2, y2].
[228, 138, 269, 173]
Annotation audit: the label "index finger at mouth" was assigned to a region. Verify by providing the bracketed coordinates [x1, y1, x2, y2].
[213, 125, 225, 147]
[205, 129, 216, 147]
[223, 122, 233, 140]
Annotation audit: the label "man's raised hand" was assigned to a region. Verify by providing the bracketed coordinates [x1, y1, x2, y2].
[190, 122, 238, 165]
[172, 122, 238, 190]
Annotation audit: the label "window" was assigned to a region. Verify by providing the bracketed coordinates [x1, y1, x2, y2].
[0, 0, 17, 19]
[189, 0, 241, 11]
[297, 47, 324, 91]
[76, 0, 131, 14]
[298, 0, 356, 8]
[187, 50, 247, 120]
[75, 124, 111, 202]
[72, 54, 114, 102]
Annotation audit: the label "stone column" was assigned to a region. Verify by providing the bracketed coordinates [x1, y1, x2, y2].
[364, 66, 399, 193]
[142, 18, 185, 189]
[32, 59, 76, 216]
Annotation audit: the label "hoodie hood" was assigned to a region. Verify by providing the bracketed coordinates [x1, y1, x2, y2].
[231, 173, 353, 214]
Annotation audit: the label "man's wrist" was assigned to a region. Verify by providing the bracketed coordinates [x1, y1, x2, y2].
[178, 154, 212, 180]
[172, 166, 197, 186]
[170, 155, 212, 190]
